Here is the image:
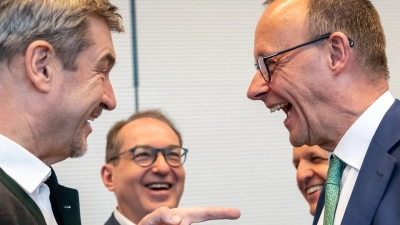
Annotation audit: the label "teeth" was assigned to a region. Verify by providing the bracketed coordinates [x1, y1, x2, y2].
[306, 185, 323, 194]
[270, 103, 288, 113]
[88, 117, 94, 122]
[147, 183, 170, 189]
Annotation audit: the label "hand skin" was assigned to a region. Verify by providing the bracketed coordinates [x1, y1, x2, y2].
[138, 206, 241, 225]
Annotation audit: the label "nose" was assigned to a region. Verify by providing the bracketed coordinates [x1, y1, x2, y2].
[296, 161, 313, 185]
[151, 152, 170, 175]
[101, 79, 116, 111]
[247, 71, 270, 100]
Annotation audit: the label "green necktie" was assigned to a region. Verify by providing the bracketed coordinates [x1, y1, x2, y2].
[323, 156, 345, 225]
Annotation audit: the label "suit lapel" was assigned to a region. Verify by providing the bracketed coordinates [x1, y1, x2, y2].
[313, 185, 325, 225]
[46, 168, 82, 225]
[105, 212, 121, 225]
[57, 185, 81, 225]
[342, 100, 400, 224]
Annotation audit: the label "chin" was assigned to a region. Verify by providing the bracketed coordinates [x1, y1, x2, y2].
[149, 201, 177, 211]
[289, 130, 311, 148]
[70, 135, 88, 158]
[309, 204, 317, 216]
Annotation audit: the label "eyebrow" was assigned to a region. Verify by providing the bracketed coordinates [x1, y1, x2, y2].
[97, 53, 116, 69]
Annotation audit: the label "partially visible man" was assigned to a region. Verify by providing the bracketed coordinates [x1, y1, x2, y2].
[0, 0, 123, 224]
[293, 145, 328, 216]
[101, 110, 187, 225]
[247, 0, 400, 224]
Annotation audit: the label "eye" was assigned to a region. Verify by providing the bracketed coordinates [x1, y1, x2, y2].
[97, 69, 110, 79]
[101, 70, 110, 76]
[266, 60, 277, 74]
[311, 156, 328, 164]
[167, 151, 180, 157]
[133, 147, 153, 159]
[133, 152, 151, 159]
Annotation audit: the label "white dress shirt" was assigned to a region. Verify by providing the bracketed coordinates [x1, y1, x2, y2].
[114, 207, 137, 225]
[318, 91, 394, 225]
[0, 134, 58, 225]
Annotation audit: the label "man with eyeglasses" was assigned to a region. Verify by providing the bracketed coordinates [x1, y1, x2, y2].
[248, 0, 400, 225]
[101, 109, 187, 225]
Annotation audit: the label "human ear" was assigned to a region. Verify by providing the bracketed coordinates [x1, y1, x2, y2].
[328, 32, 352, 75]
[25, 40, 55, 93]
[101, 164, 115, 192]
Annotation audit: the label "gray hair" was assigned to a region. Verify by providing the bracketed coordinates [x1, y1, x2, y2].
[0, 0, 124, 71]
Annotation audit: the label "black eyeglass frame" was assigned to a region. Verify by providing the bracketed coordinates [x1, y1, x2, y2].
[254, 33, 355, 83]
[107, 145, 189, 168]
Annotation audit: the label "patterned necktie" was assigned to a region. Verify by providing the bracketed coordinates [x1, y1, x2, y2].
[323, 155, 345, 225]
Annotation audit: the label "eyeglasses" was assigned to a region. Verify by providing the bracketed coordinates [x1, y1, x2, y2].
[254, 33, 355, 83]
[107, 145, 188, 168]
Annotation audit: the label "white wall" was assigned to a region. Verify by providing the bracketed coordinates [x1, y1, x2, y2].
[53, 0, 400, 224]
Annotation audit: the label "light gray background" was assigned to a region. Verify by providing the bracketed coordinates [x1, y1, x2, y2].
[53, 1, 400, 224]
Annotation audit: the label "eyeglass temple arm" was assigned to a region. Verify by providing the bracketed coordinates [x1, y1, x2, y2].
[265, 34, 354, 59]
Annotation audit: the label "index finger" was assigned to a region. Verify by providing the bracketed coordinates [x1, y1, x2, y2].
[175, 207, 241, 223]
[138, 206, 241, 225]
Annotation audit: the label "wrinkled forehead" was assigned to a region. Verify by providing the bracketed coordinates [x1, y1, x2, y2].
[254, 0, 309, 56]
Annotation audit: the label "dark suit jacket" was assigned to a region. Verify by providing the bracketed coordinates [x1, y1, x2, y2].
[105, 212, 120, 225]
[46, 168, 82, 225]
[0, 167, 82, 225]
[313, 99, 400, 225]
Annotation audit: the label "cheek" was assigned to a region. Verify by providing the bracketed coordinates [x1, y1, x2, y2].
[82, 80, 104, 102]
[176, 168, 186, 181]
[173, 168, 186, 188]
[316, 164, 329, 181]
[116, 166, 146, 188]
[296, 180, 302, 190]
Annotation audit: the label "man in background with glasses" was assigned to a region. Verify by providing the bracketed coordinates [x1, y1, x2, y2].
[101, 109, 187, 225]
[248, 0, 400, 224]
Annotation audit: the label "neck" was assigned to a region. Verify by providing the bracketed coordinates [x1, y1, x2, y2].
[314, 76, 389, 151]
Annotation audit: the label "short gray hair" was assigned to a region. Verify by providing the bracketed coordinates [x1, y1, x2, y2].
[0, 0, 124, 71]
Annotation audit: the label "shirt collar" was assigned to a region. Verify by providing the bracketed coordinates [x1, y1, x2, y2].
[114, 207, 137, 225]
[334, 91, 394, 170]
[0, 134, 51, 193]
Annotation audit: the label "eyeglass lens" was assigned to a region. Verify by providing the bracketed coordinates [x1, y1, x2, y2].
[132, 146, 186, 167]
[257, 57, 269, 82]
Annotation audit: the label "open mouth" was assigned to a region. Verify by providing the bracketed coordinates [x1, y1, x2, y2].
[145, 183, 172, 190]
[87, 106, 102, 124]
[306, 185, 323, 195]
[87, 116, 94, 124]
[270, 102, 292, 115]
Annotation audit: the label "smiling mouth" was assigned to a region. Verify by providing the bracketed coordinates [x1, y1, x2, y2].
[87, 107, 102, 125]
[270, 102, 292, 115]
[145, 183, 172, 190]
[87, 116, 94, 124]
[306, 185, 323, 195]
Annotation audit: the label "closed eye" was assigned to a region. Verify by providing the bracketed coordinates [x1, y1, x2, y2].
[266, 60, 277, 74]
[134, 152, 152, 159]
[311, 157, 328, 164]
